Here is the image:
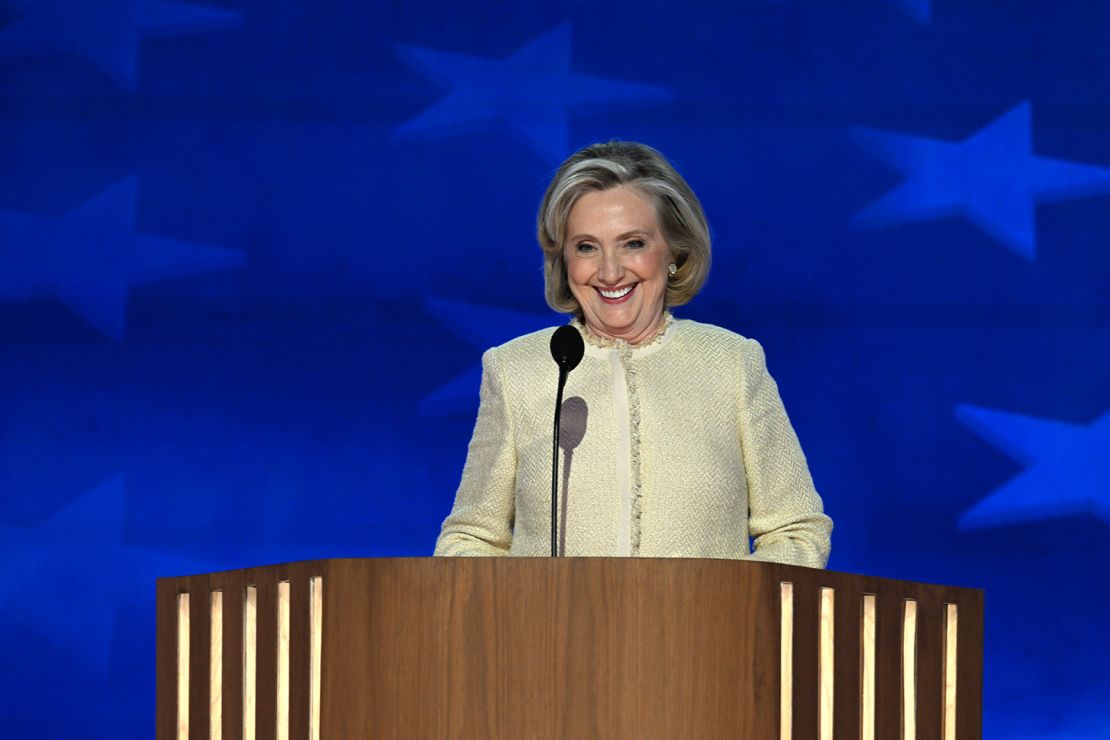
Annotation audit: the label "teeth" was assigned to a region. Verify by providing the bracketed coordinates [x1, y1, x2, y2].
[600, 285, 634, 299]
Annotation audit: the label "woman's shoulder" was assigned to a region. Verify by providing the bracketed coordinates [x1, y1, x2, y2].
[668, 319, 772, 386]
[484, 325, 562, 367]
[671, 317, 761, 353]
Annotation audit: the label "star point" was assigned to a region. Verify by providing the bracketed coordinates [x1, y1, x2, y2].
[393, 23, 674, 163]
[888, 0, 931, 24]
[0, 476, 218, 668]
[0, 176, 245, 341]
[956, 404, 1110, 530]
[421, 296, 558, 416]
[852, 101, 1110, 260]
[0, 0, 242, 90]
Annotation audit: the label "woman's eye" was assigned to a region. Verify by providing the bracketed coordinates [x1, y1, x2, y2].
[575, 242, 597, 253]
[626, 239, 646, 249]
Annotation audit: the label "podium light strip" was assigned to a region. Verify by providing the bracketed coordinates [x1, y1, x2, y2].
[210, 590, 224, 740]
[944, 604, 958, 740]
[861, 594, 877, 740]
[309, 576, 323, 740]
[243, 586, 258, 740]
[177, 593, 190, 740]
[902, 599, 918, 740]
[818, 587, 834, 740]
[780, 581, 793, 740]
[277, 580, 291, 740]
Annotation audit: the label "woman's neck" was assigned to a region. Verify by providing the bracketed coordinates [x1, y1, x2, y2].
[579, 312, 671, 348]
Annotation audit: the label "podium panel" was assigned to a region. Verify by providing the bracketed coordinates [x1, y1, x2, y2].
[156, 558, 982, 739]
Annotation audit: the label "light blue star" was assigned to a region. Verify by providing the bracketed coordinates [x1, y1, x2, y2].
[0, 177, 244, 341]
[887, 0, 931, 24]
[421, 296, 559, 416]
[0, 0, 242, 90]
[852, 101, 1110, 260]
[394, 23, 674, 163]
[0, 476, 216, 668]
[955, 405, 1110, 529]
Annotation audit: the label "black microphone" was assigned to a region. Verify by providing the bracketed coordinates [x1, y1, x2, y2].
[549, 325, 585, 557]
[551, 324, 585, 373]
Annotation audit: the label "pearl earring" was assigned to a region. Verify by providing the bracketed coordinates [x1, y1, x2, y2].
[668, 263, 677, 277]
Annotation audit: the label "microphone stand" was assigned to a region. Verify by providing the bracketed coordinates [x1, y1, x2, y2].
[551, 367, 569, 557]
[548, 324, 584, 558]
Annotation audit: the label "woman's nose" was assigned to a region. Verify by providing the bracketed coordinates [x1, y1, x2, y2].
[599, 249, 623, 283]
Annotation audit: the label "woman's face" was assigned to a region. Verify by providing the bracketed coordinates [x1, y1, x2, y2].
[563, 185, 671, 344]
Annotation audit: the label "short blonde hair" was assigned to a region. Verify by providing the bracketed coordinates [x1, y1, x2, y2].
[537, 141, 711, 315]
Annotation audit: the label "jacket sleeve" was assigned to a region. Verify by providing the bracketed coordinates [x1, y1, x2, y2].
[434, 348, 517, 556]
[738, 338, 832, 568]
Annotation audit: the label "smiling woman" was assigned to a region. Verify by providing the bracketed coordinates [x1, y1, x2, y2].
[434, 141, 831, 564]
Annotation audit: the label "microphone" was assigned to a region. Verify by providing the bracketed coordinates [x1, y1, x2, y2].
[549, 325, 585, 557]
[551, 324, 585, 373]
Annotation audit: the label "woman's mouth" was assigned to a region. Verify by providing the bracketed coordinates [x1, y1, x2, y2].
[596, 283, 636, 304]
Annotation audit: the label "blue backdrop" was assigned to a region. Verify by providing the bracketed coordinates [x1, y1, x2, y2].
[1, 0, 1108, 736]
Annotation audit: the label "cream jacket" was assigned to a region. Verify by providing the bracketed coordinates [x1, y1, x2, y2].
[434, 318, 831, 567]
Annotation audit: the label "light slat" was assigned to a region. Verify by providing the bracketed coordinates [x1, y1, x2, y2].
[210, 590, 223, 740]
[944, 603, 958, 740]
[309, 576, 323, 740]
[902, 599, 918, 740]
[177, 593, 190, 740]
[819, 587, 834, 740]
[243, 585, 258, 740]
[277, 580, 291, 740]
[780, 582, 794, 740]
[861, 593, 877, 740]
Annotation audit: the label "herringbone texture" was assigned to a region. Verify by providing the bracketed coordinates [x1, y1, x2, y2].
[435, 319, 832, 566]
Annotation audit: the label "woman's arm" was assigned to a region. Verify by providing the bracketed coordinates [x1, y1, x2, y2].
[738, 338, 832, 568]
[434, 348, 518, 556]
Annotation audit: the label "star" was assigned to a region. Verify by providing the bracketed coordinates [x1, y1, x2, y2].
[887, 0, 931, 24]
[0, 177, 244, 341]
[0, 0, 242, 90]
[0, 476, 216, 669]
[421, 296, 558, 416]
[955, 405, 1110, 529]
[393, 23, 674, 163]
[852, 101, 1110, 260]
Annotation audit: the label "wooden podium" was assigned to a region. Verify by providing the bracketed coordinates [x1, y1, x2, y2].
[156, 558, 982, 739]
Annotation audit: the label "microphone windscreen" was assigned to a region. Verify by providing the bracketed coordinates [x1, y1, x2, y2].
[550, 325, 585, 372]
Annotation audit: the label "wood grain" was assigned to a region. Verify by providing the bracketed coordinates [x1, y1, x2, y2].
[288, 572, 310, 740]
[791, 570, 820, 739]
[254, 573, 278, 740]
[915, 590, 944, 740]
[220, 572, 244, 740]
[832, 578, 863, 738]
[155, 558, 983, 740]
[187, 574, 210, 740]
[156, 579, 178, 739]
[875, 585, 905, 739]
[957, 587, 984, 740]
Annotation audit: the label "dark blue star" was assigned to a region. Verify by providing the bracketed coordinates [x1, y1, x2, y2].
[956, 405, 1110, 529]
[766, 0, 929, 25]
[852, 102, 1110, 260]
[0, 177, 244, 341]
[0, 0, 242, 90]
[0, 476, 215, 668]
[888, 0, 930, 24]
[394, 23, 674, 164]
[421, 296, 559, 416]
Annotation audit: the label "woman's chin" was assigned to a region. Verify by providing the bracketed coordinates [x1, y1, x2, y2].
[587, 312, 643, 339]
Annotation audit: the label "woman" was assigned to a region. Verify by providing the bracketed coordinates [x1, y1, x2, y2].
[434, 141, 831, 567]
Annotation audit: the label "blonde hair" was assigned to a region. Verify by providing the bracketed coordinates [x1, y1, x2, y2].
[537, 141, 711, 314]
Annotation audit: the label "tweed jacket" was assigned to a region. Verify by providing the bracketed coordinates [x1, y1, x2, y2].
[434, 317, 831, 567]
